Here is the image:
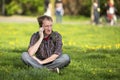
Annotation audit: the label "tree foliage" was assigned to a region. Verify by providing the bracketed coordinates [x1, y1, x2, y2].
[63, 0, 92, 16]
[63, 0, 120, 16]
[1, 0, 44, 16]
[0, 0, 120, 16]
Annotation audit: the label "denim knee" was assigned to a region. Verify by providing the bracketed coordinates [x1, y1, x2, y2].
[21, 52, 29, 61]
[63, 54, 70, 64]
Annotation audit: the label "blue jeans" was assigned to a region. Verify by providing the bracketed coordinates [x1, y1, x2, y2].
[56, 11, 62, 23]
[21, 52, 70, 69]
[94, 11, 99, 24]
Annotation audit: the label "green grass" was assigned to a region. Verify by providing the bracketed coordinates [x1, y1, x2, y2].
[0, 20, 120, 80]
[63, 15, 89, 21]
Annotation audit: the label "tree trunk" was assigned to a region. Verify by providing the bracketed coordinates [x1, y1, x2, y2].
[2, 0, 5, 15]
[91, 0, 94, 23]
[50, 0, 55, 20]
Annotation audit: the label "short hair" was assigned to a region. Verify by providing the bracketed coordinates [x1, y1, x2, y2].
[37, 15, 53, 27]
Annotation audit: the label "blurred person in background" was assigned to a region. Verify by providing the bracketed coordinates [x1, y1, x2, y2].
[44, 0, 52, 16]
[106, 0, 117, 25]
[92, 0, 100, 25]
[55, 0, 64, 23]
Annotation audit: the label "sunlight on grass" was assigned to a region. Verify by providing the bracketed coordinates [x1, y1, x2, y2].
[0, 22, 120, 80]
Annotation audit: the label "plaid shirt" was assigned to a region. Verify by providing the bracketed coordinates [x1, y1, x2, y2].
[28, 31, 62, 60]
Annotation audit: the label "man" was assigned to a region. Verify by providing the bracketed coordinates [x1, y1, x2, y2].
[21, 15, 70, 73]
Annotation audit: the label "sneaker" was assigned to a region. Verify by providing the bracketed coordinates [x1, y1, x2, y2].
[49, 68, 60, 74]
[56, 68, 60, 74]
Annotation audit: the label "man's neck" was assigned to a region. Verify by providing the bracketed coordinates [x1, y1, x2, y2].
[44, 34, 49, 38]
[44, 34, 50, 41]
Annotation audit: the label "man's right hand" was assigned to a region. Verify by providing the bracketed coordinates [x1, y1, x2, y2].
[39, 27, 44, 39]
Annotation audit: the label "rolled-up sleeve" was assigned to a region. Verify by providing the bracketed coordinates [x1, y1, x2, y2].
[54, 32, 63, 55]
[28, 32, 39, 49]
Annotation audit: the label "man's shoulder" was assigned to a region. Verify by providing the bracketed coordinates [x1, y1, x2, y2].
[51, 31, 61, 37]
[32, 31, 39, 36]
[52, 31, 61, 35]
[31, 31, 39, 38]
[51, 31, 62, 41]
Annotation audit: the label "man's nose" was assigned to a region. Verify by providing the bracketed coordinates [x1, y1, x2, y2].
[48, 26, 51, 29]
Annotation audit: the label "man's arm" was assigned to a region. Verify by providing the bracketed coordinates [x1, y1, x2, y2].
[28, 39, 59, 64]
[28, 31, 62, 65]
[28, 38, 43, 56]
[28, 28, 44, 58]
[30, 54, 58, 65]
[40, 54, 59, 64]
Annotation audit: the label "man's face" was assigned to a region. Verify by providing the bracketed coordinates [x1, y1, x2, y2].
[42, 20, 53, 35]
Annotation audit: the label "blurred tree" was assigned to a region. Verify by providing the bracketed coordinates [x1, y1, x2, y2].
[1, 0, 5, 15]
[91, 0, 94, 22]
[63, 0, 91, 16]
[0, 0, 120, 16]
[19, 0, 44, 15]
[5, 0, 22, 15]
[51, 0, 55, 18]
[62, 0, 120, 17]
[1, 0, 44, 16]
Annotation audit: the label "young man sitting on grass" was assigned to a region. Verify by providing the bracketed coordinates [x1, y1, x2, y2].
[21, 15, 70, 73]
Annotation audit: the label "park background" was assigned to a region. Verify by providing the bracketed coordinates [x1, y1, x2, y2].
[0, 0, 120, 80]
[0, 0, 120, 16]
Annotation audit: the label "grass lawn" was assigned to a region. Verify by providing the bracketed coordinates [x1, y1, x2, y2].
[0, 19, 120, 80]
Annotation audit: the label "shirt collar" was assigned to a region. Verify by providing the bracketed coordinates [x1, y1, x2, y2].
[43, 31, 54, 41]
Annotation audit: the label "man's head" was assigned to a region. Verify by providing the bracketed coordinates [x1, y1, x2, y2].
[37, 15, 53, 35]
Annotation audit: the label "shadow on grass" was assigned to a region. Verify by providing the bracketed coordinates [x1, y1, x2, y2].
[0, 47, 28, 69]
[1, 46, 120, 69]
[0, 46, 120, 80]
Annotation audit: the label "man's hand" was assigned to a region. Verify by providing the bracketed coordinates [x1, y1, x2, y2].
[28, 27, 44, 56]
[32, 56, 44, 64]
[32, 54, 59, 65]
[39, 27, 44, 39]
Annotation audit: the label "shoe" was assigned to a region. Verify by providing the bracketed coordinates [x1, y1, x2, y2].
[49, 68, 60, 74]
[56, 68, 60, 74]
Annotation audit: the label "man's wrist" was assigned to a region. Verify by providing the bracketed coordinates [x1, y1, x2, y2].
[39, 37, 43, 41]
[38, 60, 44, 64]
